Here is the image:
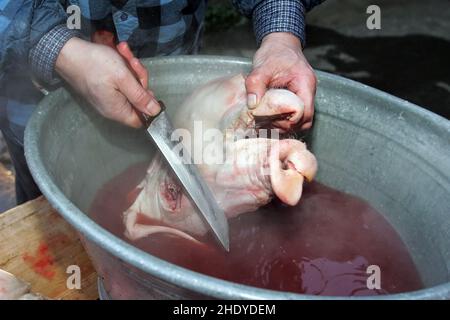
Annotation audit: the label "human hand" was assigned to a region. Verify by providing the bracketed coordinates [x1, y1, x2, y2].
[55, 38, 160, 128]
[246, 32, 317, 130]
[115, 42, 149, 89]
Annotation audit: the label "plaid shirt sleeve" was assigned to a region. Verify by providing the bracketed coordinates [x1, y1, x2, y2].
[253, 0, 305, 46]
[233, 0, 325, 47]
[29, 25, 80, 85]
[0, 0, 70, 89]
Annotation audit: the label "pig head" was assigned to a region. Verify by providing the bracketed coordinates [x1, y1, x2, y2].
[123, 74, 317, 243]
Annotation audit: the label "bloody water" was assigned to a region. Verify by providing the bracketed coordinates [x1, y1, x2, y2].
[89, 162, 423, 297]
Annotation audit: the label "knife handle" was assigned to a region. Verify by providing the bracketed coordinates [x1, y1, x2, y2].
[138, 100, 166, 128]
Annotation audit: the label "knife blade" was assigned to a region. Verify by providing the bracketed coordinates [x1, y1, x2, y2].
[115, 42, 229, 251]
[141, 107, 230, 251]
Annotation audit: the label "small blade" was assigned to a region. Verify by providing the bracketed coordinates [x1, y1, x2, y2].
[146, 111, 230, 251]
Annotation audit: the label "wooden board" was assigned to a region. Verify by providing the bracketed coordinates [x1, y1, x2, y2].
[0, 196, 98, 300]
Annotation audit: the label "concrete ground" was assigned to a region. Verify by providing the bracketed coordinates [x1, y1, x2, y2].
[0, 0, 449, 212]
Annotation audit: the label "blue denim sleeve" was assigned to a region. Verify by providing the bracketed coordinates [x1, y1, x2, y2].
[0, 0, 69, 88]
[232, 0, 325, 46]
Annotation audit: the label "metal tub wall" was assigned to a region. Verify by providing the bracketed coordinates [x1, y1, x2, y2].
[25, 56, 450, 299]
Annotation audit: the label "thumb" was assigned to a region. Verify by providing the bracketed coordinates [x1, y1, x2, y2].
[245, 68, 270, 109]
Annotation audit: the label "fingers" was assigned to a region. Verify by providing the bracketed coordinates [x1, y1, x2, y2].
[245, 68, 271, 109]
[116, 42, 160, 118]
[118, 105, 143, 128]
[129, 57, 149, 88]
[117, 42, 149, 88]
[107, 95, 143, 128]
[92, 30, 116, 49]
[290, 72, 316, 130]
[117, 71, 160, 116]
[116, 42, 134, 61]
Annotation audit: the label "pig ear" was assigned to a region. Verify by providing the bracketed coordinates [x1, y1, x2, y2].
[251, 89, 305, 131]
[286, 149, 318, 183]
[271, 165, 305, 206]
[268, 141, 304, 206]
[269, 140, 317, 206]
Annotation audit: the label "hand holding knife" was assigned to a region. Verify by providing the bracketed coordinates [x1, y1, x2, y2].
[116, 42, 162, 122]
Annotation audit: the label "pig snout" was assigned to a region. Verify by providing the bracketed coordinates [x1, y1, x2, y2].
[269, 139, 317, 206]
[122, 74, 318, 243]
[218, 138, 317, 219]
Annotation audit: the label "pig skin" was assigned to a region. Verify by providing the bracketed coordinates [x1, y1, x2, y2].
[0, 269, 45, 300]
[123, 74, 318, 243]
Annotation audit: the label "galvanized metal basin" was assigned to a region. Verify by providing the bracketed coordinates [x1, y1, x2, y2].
[24, 56, 450, 299]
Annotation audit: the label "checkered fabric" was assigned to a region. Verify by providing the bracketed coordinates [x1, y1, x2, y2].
[27, 0, 325, 84]
[29, 25, 80, 86]
[252, 0, 306, 47]
[30, 0, 209, 84]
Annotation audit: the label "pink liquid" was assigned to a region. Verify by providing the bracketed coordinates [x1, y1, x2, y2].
[89, 163, 423, 296]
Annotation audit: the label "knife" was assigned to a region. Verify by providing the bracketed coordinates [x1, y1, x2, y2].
[116, 43, 229, 251]
[140, 108, 230, 251]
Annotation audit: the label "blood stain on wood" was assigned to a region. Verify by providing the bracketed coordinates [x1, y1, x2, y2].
[22, 242, 56, 280]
